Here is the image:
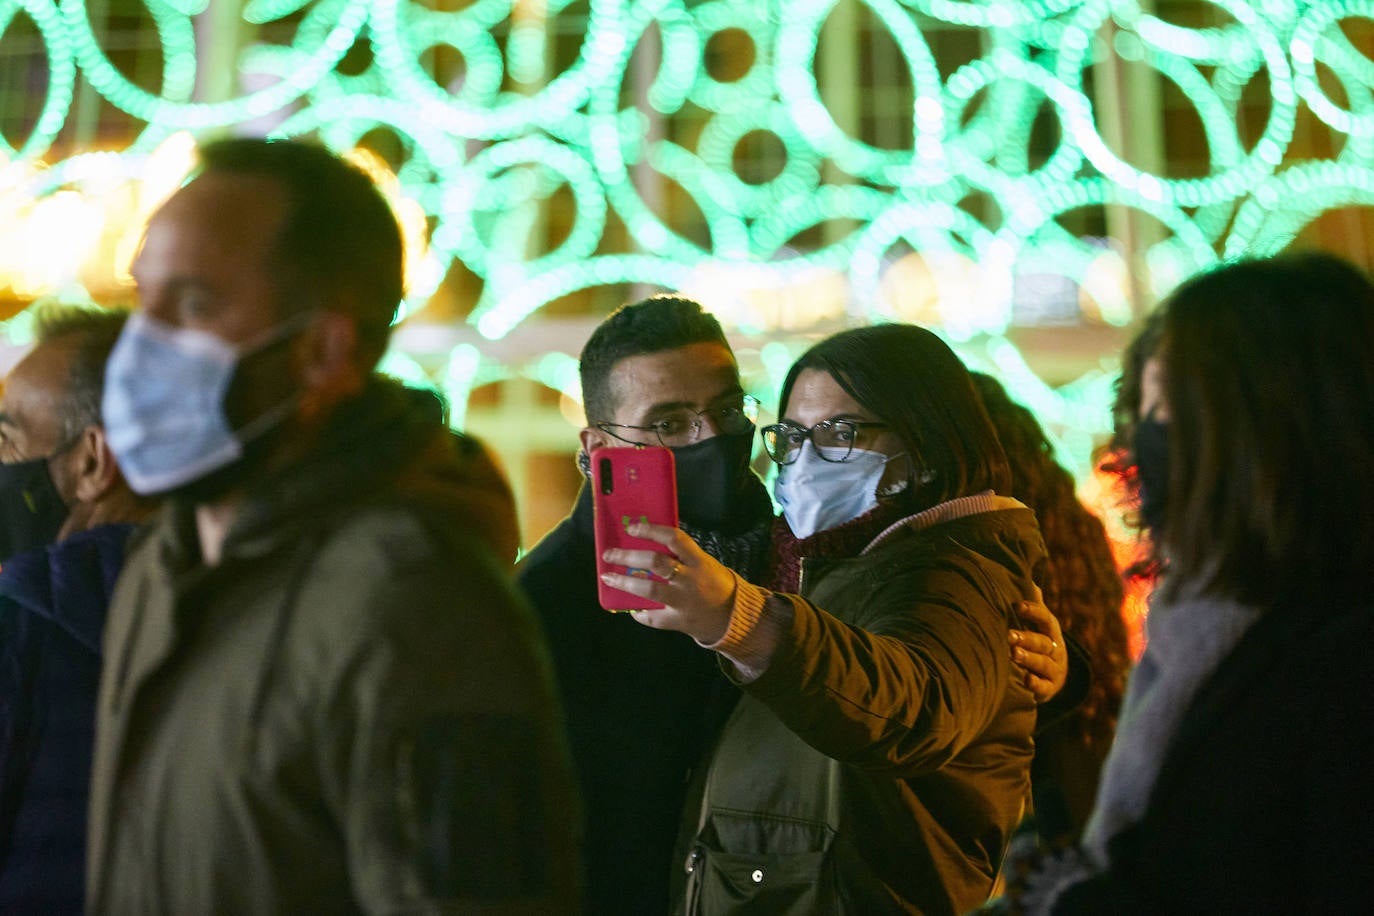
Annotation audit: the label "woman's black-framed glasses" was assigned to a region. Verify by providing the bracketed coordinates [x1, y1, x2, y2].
[761, 418, 889, 465]
[597, 395, 760, 448]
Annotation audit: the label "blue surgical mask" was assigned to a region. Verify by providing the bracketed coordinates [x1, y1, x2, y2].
[773, 443, 898, 539]
[102, 311, 308, 496]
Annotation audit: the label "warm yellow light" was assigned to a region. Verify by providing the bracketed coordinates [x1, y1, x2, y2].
[558, 391, 586, 428]
[683, 263, 847, 332]
[1078, 248, 1133, 326]
[343, 147, 431, 298]
[0, 133, 198, 304]
[113, 131, 199, 285]
[0, 189, 102, 298]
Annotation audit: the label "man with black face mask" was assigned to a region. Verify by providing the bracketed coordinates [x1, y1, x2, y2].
[519, 297, 1078, 914]
[0, 309, 142, 563]
[517, 296, 774, 915]
[0, 304, 153, 913]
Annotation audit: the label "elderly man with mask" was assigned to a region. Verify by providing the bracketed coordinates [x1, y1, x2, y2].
[85, 139, 579, 914]
[0, 304, 152, 913]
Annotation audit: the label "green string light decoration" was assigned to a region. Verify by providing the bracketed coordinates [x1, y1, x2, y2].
[5, 0, 1374, 482]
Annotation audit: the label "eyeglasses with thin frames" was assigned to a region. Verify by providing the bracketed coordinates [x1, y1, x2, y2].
[761, 418, 889, 465]
[597, 395, 760, 448]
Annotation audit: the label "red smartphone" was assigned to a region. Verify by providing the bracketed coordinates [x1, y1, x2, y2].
[591, 446, 679, 611]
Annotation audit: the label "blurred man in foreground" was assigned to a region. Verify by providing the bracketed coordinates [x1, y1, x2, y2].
[87, 139, 579, 914]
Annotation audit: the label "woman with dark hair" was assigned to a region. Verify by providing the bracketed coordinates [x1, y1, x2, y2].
[971, 373, 1129, 840]
[993, 252, 1374, 913]
[1098, 308, 1168, 582]
[602, 323, 1048, 914]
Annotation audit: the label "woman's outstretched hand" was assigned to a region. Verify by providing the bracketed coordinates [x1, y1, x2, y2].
[600, 520, 738, 644]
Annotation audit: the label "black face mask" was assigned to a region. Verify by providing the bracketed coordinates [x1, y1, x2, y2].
[1133, 416, 1170, 536]
[0, 455, 70, 564]
[670, 427, 757, 531]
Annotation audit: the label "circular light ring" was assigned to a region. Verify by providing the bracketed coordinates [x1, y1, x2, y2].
[687, 1, 774, 114]
[368, 0, 644, 141]
[748, 184, 896, 265]
[267, 97, 464, 218]
[998, 177, 1220, 283]
[585, 2, 722, 265]
[470, 254, 694, 339]
[1308, 10, 1374, 88]
[0, 0, 77, 160]
[1291, 2, 1374, 136]
[1192, 200, 1242, 243]
[268, 91, 466, 175]
[775, 0, 947, 184]
[1012, 15, 1074, 54]
[1321, 45, 1374, 162]
[59, 0, 366, 127]
[1054, 0, 1297, 207]
[1131, 9, 1280, 65]
[433, 135, 606, 278]
[1126, 39, 1248, 176]
[1226, 161, 1374, 256]
[901, 0, 1083, 29]
[646, 140, 752, 255]
[381, 5, 507, 108]
[648, 2, 702, 114]
[1242, 185, 1374, 254]
[943, 52, 1086, 193]
[949, 31, 1069, 180]
[695, 104, 823, 219]
[9, 147, 136, 199]
[59, 0, 198, 112]
[847, 200, 1001, 329]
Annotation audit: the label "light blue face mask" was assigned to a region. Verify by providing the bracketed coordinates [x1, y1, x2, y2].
[102, 311, 307, 496]
[773, 442, 903, 539]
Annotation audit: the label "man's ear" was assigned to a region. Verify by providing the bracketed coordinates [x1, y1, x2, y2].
[70, 425, 119, 503]
[297, 311, 365, 422]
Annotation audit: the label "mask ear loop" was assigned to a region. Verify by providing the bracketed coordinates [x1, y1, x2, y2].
[224, 310, 321, 446]
[875, 450, 939, 498]
[876, 451, 915, 498]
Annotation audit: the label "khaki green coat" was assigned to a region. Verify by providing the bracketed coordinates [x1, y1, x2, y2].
[87, 382, 580, 914]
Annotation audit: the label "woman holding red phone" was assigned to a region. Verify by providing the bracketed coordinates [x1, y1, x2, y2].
[601, 323, 1048, 915]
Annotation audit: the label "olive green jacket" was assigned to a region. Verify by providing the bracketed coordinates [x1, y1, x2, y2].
[681, 496, 1044, 915]
[86, 381, 580, 914]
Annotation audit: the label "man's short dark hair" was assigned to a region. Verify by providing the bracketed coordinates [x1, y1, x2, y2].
[30, 302, 130, 441]
[196, 138, 404, 369]
[578, 295, 731, 422]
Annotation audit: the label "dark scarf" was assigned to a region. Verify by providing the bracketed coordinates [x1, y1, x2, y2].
[767, 500, 910, 592]
[682, 514, 773, 585]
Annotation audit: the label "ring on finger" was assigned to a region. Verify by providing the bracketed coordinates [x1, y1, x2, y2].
[664, 561, 684, 583]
